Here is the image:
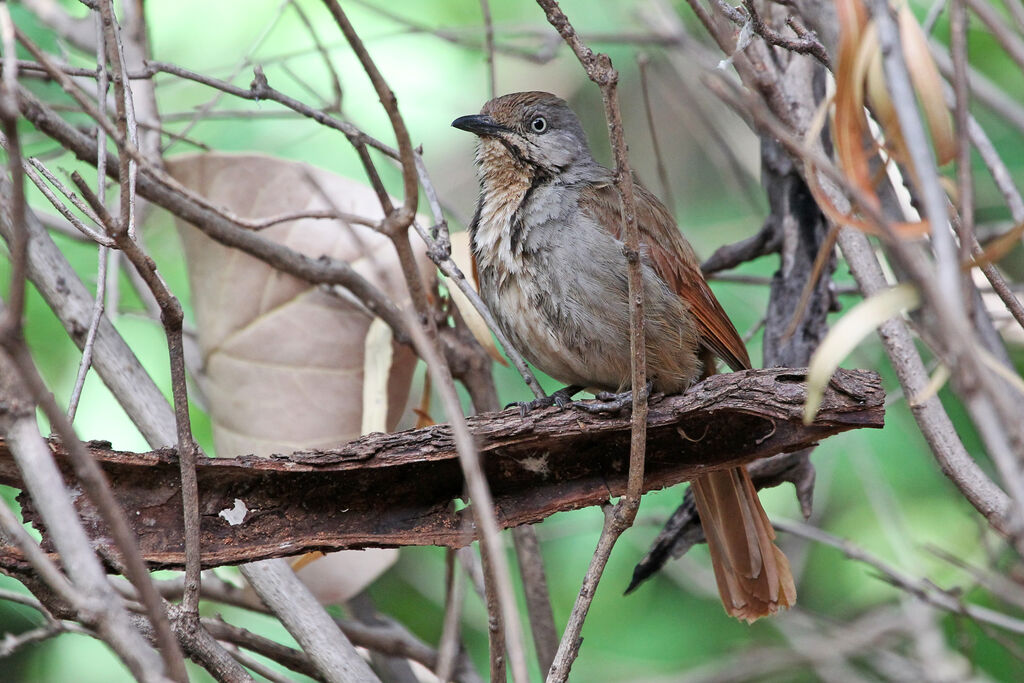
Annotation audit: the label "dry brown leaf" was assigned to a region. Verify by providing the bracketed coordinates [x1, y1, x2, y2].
[829, 0, 950, 238]
[414, 371, 435, 428]
[899, 5, 956, 166]
[966, 221, 1024, 269]
[167, 152, 436, 602]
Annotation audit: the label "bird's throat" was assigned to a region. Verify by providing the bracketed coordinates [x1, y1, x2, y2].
[473, 140, 537, 275]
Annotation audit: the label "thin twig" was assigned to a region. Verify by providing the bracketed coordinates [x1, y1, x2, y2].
[776, 518, 1024, 635]
[950, 0, 974, 309]
[436, 550, 467, 682]
[21, 157, 111, 244]
[161, 0, 290, 155]
[71, 172, 203, 626]
[323, 6, 531, 681]
[0, 496, 79, 607]
[0, 178, 179, 447]
[709, 65, 1024, 540]
[204, 617, 325, 681]
[89, 54, 544, 393]
[288, 0, 343, 111]
[0, 7, 27, 338]
[0, 349, 167, 682]
[239, 560, 380, 683]
[67, 9, 112, 424]
[929, 40, 1024, 137]
[963, 0, 1024, 72]
[401, 304, 529, 683]
[65, 244, 107, 422]
[511, 526, 559, 674]
[97, 0, 137, 240]
[480, 0, 497, 98]
[534, 2, 649, 680]
[739, 0, 831, 67]
[637, 53, 675, 209]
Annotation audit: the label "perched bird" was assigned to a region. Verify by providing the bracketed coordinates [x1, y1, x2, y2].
[453, 91, 795, 621]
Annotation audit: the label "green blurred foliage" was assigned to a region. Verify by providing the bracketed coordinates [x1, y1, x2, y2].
[3, 0, 1024, 681]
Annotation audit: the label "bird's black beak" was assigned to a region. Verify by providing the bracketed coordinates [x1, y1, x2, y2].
[452, 114, 509, 137]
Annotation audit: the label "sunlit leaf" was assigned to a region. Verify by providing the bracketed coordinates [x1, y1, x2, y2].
[805, 283, 920, 423]
[362, 317, 394, 435]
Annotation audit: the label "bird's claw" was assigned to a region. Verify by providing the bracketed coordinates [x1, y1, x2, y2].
[509, 386, 582, 417]
[572, 381, 653, 414]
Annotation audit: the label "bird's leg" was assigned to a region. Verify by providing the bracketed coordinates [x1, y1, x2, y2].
[573, 381, 653, 414]
[511, 385, 584, 417]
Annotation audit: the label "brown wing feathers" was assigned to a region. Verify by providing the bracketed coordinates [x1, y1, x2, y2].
[584, 178, 794, 622]
[582, 181, 751, 372]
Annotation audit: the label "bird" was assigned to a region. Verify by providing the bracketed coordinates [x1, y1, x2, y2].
[452, 91, 795, 621]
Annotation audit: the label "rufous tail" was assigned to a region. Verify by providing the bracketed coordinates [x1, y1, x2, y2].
[690, 466, 796, 622]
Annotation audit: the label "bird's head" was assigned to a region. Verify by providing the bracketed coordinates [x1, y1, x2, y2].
[452, 91, 594, 177]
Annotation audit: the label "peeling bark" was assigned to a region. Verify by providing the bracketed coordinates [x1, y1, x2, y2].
[0, 368, 883, 571]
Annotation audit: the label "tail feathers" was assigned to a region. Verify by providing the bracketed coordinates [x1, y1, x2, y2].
[690, 467, 796, 622]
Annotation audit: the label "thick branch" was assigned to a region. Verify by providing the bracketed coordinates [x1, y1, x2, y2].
[0, 369, 882, 570]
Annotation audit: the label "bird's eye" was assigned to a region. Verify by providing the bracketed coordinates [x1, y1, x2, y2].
[530, 116, 548, 133]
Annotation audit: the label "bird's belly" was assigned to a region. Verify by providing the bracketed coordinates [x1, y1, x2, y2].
[483, 267, 632, 392]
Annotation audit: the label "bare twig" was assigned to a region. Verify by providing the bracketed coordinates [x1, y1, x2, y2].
[15, 82, 413, 343]
[436, 550, 467, 682]
[0, 7, 26, 339]
[929, 40, 1024, 138]
[0, 495, 78, 608]
[71, 172, 204, 627]
[868, 0, 958, 313]
[533, 1, 649, 679]
[1, 339, 188, 680]
[637, 53, 675, 209]
[0, 180, 179, 446]
[97, 0, 138, 240]
[963, 0, 1024, 72]
[21, 157, 111, 244]
[322, 6, 533, 681]
[401, 306, 530, 683]
[0, 350, 167, 682]
[204, 616, 324, 681]
[776, 519, 1024, 635]
[21, 0, 95, 51]
[950, 0, 974, 309]
[288, 0, 342, 111]
[139, 573, 478, 680]
[739, 0, 831, 67]
[161, 0, 290, 155]
[706, 67, 1024, 548]
[65, 243, 108, 422]
[51, 53, 546, 395]
[837, 228, 1014, 535]
[239, 559, 380, 683]
[511, 526, 559, 674]
[480, 0, 497, 98]
[66, 9, 113, 424]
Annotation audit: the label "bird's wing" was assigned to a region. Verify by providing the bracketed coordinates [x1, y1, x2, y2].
[580, 179, 751, 372]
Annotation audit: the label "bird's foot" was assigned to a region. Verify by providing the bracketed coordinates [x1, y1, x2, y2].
[573, 381, 654, 414]
[510, 385, 583, 417]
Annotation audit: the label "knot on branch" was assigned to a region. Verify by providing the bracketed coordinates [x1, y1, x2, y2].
[592, 55, 617, 86]
[249, 66, 269, 97]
